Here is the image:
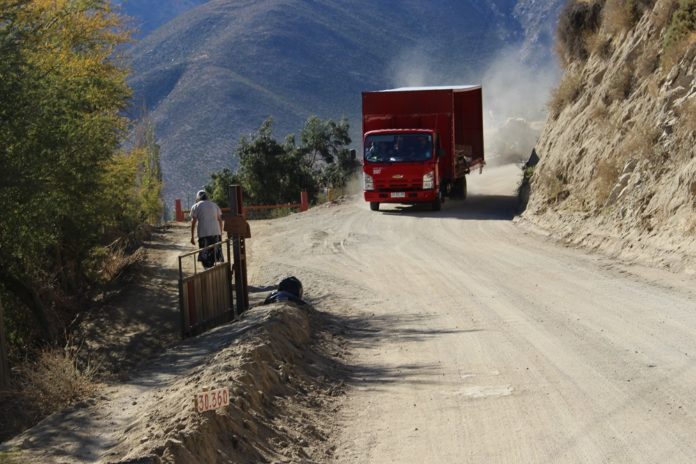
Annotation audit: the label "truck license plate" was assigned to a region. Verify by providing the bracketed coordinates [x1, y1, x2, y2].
[390, 192, 406, 198]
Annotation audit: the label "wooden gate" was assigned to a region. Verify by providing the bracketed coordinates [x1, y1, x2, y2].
[178, 239, 235, 338]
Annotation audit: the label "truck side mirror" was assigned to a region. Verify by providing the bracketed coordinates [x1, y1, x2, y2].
[438, 148, 444, 158]
[350, 149, 356, 161]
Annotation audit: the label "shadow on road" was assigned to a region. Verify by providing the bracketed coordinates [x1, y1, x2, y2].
[380, 193, 518, 221]
[316, 309, 482, 391]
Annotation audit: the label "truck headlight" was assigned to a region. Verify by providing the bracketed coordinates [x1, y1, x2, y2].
[423, 171, 434, 190]
[364, 173, 374, 191]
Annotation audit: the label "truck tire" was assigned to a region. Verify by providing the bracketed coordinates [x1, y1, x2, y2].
[370, 202, 380, 211]
[452, 177, 467, 200]
[431, 195, 442, 211]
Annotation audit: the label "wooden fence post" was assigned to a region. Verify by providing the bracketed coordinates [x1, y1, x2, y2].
[300, 191, 309, 212]
[227, 186, 249, 313]
[175, 199, 185, 222]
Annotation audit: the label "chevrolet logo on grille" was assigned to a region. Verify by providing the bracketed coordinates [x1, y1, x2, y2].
[392, 174, 404, 179]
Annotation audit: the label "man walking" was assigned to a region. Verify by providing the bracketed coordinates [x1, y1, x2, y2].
[190, 190, 224, 268]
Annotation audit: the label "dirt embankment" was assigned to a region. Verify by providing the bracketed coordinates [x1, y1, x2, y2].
[107, 303, 344, 464]
[1, 220, 347, 464]
[524, 0, 696, 273]
[2, 301, 345, 464]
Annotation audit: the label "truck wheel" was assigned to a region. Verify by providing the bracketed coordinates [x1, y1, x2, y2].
[452, 178, 467, 200]
[370, 202, 380, 211]
[431, 195, 442, 211]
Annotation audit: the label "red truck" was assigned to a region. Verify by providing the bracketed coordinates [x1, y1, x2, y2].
[362, 86, 484, 211]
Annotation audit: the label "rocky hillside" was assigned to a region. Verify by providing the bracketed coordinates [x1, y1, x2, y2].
[524, 0, 696, 272]
[124, 0, 564, 204]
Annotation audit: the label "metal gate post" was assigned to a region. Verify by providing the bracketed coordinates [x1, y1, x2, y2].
[228, 185, 250, 313]
[178, 256, 185, 338]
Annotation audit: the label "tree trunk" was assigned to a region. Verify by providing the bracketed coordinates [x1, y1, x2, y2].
[0, 298, 9, 388]
[0, 272, 58, 343]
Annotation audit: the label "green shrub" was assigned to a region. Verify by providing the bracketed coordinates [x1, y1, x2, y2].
[664, 0, 696, 49]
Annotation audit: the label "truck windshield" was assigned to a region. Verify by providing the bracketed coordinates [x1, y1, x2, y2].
[364, 134, 433, 163]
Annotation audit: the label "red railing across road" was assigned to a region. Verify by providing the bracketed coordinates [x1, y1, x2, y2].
[175, 191, 308, 222]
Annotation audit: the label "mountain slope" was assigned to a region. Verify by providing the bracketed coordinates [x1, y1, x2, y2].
[126, 0, 559, 203]
[115, 0, 208, 37]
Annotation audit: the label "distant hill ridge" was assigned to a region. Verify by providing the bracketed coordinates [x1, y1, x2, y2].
[122, 0, 563, 204]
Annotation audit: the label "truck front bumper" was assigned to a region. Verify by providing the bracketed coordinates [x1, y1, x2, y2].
[364, 190, 437, 204]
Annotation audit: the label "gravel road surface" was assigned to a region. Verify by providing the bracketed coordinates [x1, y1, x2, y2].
[250, 164, 696, 463]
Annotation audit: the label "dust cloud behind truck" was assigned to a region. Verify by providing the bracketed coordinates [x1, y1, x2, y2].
[362, 86, 484, 211]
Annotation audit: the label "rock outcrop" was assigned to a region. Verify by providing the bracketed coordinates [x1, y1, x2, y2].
[524, 0, 696, 273]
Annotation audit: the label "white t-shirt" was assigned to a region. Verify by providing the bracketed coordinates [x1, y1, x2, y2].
[190, 200, 221, 237]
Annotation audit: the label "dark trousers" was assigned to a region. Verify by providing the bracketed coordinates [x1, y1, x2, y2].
[198, 235, 223, 268]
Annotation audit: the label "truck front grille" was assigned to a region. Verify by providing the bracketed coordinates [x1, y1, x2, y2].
[375, 180, 422, 191]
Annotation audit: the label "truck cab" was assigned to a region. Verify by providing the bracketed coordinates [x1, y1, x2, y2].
[363, 129, 443, 210]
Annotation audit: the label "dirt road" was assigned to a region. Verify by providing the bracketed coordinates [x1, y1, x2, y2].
[6, 165, 696, 463]
[249, 165, 696, 463]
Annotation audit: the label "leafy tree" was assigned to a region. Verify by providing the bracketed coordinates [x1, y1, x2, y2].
[205, 168, 240, 208]
[0, 0, 130, 346]
[322, 146, 360, 189]
[218, 116, 355, 209]
[299, 116, 351, 169]
[236, 118, 317, 205]
[134, 119, 164, 225]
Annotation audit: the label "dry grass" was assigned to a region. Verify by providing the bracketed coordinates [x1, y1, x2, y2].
[587, 32, 615, 58]
[687, 215, 696, 235]
[646, 75, 661, 97]
[603, 0, 635, 32]
[549, 72, 585, 118]
[84, 244, 145, 285]
[589, 98, 624, 136]
[589, 98, 611, 123]
[16, 346, 98, 416]
[676, 97, 696, 134]
[636, 40, 661, 77]
[0, 343, 99, 441]
[606, 66, 636, 103]
[604, 0, 657, 32]
[594, 158, 622, 205]
[538, 169, 570, 204]
[612, 122, 662, 169]
[662, 32, 696, 68]
[557, 0, 605, 64]
[622, 123, 662, 158]
[594, 123, 661, 205]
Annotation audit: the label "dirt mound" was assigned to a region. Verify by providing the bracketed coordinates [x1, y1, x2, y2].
[105, 302, 341, 464]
